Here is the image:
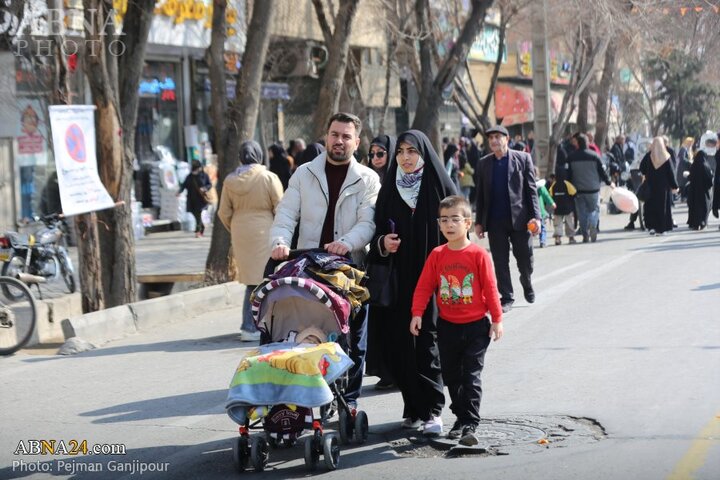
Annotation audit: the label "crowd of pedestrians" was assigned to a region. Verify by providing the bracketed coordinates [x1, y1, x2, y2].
[212, 111, 719, 446]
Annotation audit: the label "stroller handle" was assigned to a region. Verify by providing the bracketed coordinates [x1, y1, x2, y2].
[263, 248, 325, 278]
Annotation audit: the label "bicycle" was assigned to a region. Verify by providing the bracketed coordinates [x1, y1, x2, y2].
[0, 276, 38, 355]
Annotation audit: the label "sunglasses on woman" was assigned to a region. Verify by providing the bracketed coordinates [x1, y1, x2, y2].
[368, 151, 386, 159]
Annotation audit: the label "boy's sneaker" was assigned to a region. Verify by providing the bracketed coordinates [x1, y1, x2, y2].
[447, 420, 463, 440]
[459, 424, 479, 446]
[401, 418, 422, 429]
[568, 237, 577, 244]
[422, 415, 443, 436]
[554, 237, 562, 246]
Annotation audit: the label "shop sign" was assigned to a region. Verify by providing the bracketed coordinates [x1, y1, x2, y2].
[517, 41, 572, 85]
[48, 105, 115, 216]
[468, 25, 506, 63]
[139, 77, 177, 101]
[261, 83, 290, 101]
[114, 0, 245, 52]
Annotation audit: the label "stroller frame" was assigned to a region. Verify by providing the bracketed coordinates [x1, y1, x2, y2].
[231, 251, 369, 473]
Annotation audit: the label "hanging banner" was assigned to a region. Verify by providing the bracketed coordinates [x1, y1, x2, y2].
[48, 105, 115, 216]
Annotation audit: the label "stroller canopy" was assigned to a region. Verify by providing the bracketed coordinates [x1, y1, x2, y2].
[251, 277, 350, 343]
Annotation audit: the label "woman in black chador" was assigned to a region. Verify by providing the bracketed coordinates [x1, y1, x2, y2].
[369, 130, 456, 434]
[640, 137, 678, 235]
[686, 131, 716, 230]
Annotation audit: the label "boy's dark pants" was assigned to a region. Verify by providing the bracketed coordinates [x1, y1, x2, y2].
[437, 317, 492, 427]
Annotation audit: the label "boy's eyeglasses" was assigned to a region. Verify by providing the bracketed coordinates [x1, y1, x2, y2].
[437, 216, 469, 225]
[368, 151, 386, 159]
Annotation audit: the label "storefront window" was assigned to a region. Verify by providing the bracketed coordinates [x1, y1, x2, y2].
[136, 61, 182, 163]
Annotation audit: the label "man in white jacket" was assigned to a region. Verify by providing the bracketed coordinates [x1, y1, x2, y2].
[270, 112, 381, 409]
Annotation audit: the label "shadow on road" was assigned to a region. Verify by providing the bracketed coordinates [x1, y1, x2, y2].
[79, 389, 227, 423]
[20, 334, 245, 364]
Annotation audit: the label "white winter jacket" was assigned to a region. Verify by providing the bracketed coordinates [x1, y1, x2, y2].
[270, 153, 381, 261]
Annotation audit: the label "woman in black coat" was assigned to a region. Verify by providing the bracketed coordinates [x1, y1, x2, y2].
[268, 144, 292, 190]
[365, 134, 396, 389]
[640, 137, 678, 235]
[369, 130, 456, 432]
[686, 150, 714, 230]
[178, 160, 212, 237]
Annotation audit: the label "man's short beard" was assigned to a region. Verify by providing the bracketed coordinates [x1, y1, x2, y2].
[328, 150, 352, 162]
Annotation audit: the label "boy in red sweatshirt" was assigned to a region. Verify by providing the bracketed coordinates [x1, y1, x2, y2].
[411, 195, 503, 446]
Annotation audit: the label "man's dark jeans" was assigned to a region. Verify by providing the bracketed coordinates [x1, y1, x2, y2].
[343, 305, 368, 404]
[487, 217, 534, 304]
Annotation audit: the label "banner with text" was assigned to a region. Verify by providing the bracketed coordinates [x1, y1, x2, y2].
[48, 106, 115, 216]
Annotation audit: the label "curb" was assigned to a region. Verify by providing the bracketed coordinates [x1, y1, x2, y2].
[60, 282, 246, 347]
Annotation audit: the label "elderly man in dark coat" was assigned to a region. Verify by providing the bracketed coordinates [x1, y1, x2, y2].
[474, 125, 541, 313]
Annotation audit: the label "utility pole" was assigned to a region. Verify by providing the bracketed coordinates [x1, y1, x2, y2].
[531, 0, 552, 177]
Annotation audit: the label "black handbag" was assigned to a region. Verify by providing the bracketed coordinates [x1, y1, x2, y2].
[365, 257, 397, 308]
[636, 180, 650, 202]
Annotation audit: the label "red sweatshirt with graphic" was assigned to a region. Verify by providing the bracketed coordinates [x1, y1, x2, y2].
[411, 243, 503, 323]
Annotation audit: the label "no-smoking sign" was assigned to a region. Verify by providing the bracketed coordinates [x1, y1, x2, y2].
[65, 123, 86, 163]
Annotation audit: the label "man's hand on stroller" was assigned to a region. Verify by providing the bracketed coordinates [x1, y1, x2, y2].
[410, 316, 422, 336]
[324, 241, 350, 256]
[271, 245, 290, 260]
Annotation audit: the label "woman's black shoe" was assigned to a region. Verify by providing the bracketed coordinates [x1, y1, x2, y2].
[375, 378, 396, 390]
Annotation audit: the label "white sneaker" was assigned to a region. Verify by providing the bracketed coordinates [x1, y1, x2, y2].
[401, 418, 422, 429]
[422, 415, 443, 436]
[240, 330, 261, 342]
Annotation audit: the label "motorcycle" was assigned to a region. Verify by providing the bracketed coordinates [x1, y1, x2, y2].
[0, 213, 76, 300]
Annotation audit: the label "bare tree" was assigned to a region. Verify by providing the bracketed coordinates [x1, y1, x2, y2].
[593, 42, 616, 149]
[204, 0, 276, 284]
[82, 0, 155, 308]
[451, 0, 527, 141]
[310, 0, 361, 139]
[412, 0, 494, 148]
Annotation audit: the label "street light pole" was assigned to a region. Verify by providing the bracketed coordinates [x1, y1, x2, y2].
[531, 0, 552, 177]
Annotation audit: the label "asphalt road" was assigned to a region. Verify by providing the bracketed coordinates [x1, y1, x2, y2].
[1, 208, 718, 480]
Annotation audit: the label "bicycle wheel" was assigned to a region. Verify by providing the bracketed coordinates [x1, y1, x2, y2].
[0, 276, 37, 355]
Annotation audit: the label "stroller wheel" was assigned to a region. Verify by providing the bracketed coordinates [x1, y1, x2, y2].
[338, 408, 353, 445]
[232, 437, 249, 472]
[250, 436, 269, 472]
[353, 410, 369, 444]
[322, 433, 340, 471]
[304, 433, 320, 471]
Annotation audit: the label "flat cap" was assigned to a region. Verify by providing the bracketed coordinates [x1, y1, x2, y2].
[486, 125, 509, 137]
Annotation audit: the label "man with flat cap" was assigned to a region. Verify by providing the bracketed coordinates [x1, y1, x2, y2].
[474, 125, 541, 312]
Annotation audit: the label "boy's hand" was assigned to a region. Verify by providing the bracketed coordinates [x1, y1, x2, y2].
[410, 316, 422, 336]
[490, 322, 503, 341]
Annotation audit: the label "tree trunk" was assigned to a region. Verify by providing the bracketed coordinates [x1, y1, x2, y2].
[412, 0, 492, 149]
[204, 0, 276, 285]
[576, 88, 589, 133]
[74, 213, 104, 312]
[311, 0, 360, 140]
[594, 42, 616, 151]
[83, 0, 154, 308]
[49, 0, 105, 313]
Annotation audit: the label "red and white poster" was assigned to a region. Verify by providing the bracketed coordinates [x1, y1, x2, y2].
[16, 100, 48, 166]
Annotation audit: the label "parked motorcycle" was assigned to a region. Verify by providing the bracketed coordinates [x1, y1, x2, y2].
[0, 213, 76, 300]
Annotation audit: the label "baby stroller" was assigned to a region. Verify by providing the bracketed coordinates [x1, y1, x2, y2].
[226, 250, 370, 473]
